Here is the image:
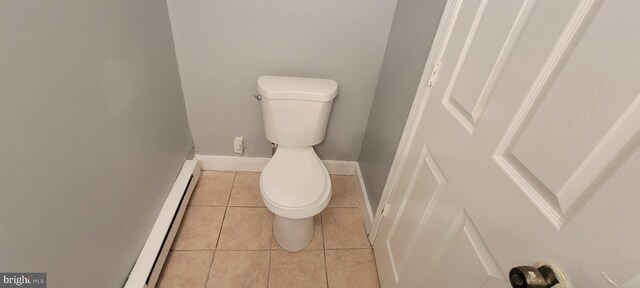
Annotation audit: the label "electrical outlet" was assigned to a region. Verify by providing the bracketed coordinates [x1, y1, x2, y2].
[233, 136, 244, 154]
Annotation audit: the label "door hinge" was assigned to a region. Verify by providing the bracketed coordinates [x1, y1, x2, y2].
[427, 61, 441, 86]
[382, 203, 391, 217]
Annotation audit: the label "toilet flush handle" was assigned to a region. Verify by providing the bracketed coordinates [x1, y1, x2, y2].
[254, 94, 262, 101]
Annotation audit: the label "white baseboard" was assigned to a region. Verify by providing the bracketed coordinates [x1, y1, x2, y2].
[323, 160, 357, 175]
[196, 154, 269, 172]
[353, 164, 374, 236]
[195, 154, 357, 175]
[125, 160, 201, 288]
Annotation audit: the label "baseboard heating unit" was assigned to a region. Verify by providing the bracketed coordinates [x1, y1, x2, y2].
[125, 160, 201, 288]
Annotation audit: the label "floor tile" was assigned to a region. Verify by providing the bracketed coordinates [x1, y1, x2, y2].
[157, 251, 214, 288]
[172, 206, 226, 250]
[190, 171, 235, 206]
[228, 172, 265, 207]
[269, 250, 327, 288]
[322, 208, 370, 249]
[325, 249, 380, 288]
[272, 215, 323, 250]
[206, 250, 270, 288]
[217, 207, 272, 250]
[328, 175, 360, 207]
[165, 170, 378, 288]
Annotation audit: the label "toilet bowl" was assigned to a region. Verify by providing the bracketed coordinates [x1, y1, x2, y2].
[256, 75, 338, 252]
[260, 146, 331, 251]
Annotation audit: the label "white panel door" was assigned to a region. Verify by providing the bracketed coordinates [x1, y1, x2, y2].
[374, 0, 640, 287]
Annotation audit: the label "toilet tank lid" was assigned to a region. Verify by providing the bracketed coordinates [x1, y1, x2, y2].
[257, 75, 338, 102]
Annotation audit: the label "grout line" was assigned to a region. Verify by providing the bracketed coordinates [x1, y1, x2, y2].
[268, 212, 274, 288]
[214, 206, 228, 251]
[269, 214, 275, 250]
[205, 170, 243, 173]
[202, 250, 216, 288]
[320, 214, 325, 250]
[172, 247, 374, 252]
[321, 214, 329, 288]
[267, 245, 273, 288]
[170, 248, 216, 252]
[323, 247, 373, 250]
[187, 204, 231, 207]
[323, 247, 329, 288]
[225, 172, 237, 207]
[218, 248, 271, 251]
[170, 248, 277, 252]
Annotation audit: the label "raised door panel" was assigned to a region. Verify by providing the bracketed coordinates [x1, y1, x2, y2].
[442, 0, 529, 132]
[386, 146, 447, 283]
[495, 0, 640, 229]
[424, 212, 506, 288]
[560, 144, 640, 287]
[623, 274, 640, 288]
[400, 210, 508, 288]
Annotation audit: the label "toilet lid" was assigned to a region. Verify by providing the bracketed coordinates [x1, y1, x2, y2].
[261, 147, 329, 209]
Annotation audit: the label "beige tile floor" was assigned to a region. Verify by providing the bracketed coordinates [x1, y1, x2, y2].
[157, 171, 380, 288]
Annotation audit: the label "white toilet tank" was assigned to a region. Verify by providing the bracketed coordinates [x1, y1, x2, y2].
[258, 75, 338, 146]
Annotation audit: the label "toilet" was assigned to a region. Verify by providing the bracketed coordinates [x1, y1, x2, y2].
[257, 75, 338, 252]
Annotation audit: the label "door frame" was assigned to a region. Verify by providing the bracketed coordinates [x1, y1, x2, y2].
[368, 0, 459, 244]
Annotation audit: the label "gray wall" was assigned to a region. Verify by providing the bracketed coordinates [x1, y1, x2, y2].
[167, 0, 397, 160]
[359, 0, 447, 212]
[0, 1, 192, 287]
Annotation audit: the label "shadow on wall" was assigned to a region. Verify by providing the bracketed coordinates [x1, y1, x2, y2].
[358, 0, 447, 212]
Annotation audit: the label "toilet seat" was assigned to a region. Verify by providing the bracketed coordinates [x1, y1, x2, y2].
[260, 146, 331, 219]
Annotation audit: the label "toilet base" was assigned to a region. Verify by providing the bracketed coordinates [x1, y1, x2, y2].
[273, 215, 314, 252]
